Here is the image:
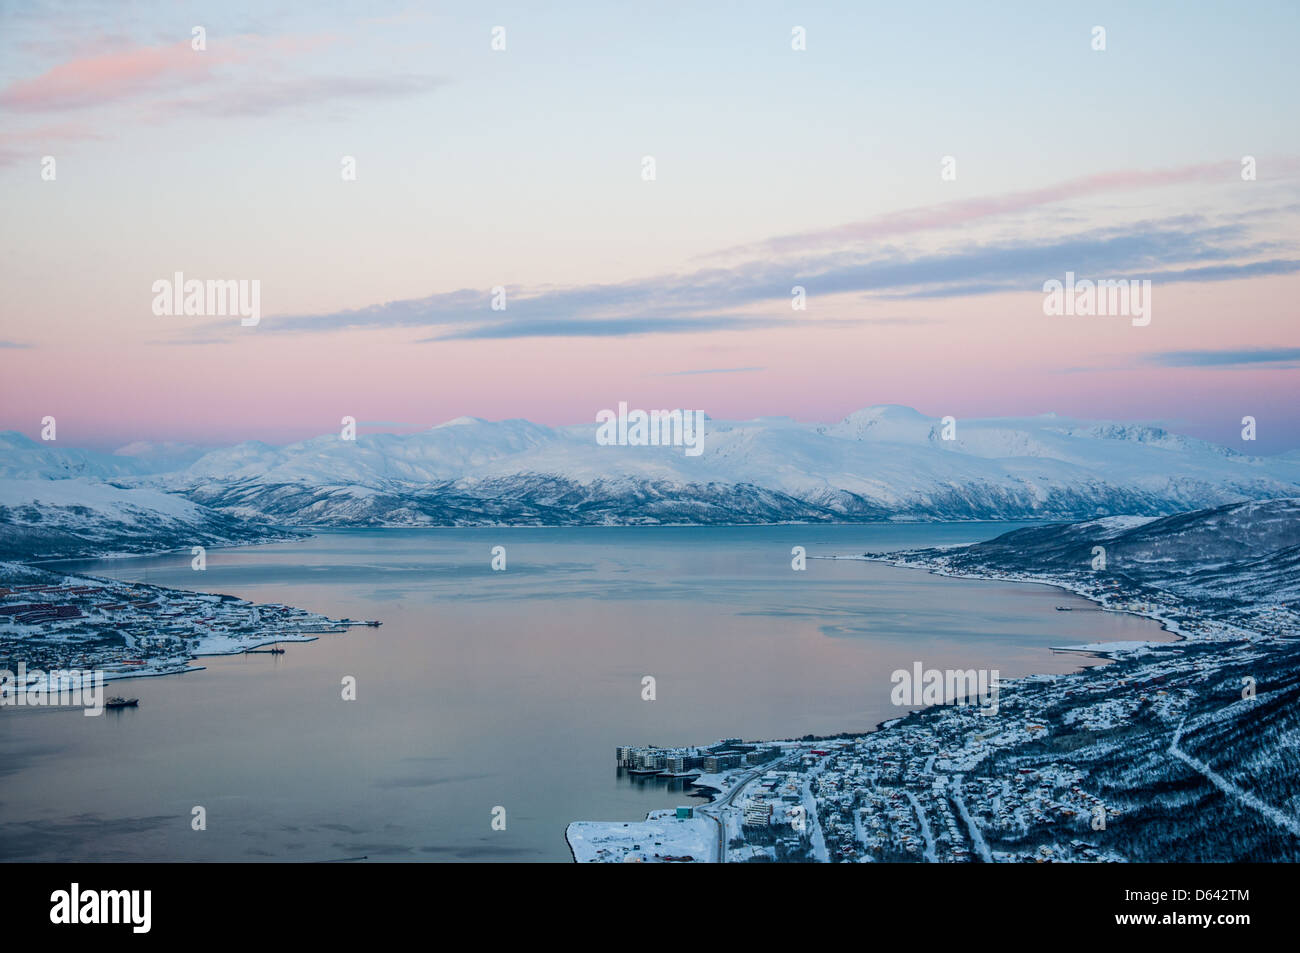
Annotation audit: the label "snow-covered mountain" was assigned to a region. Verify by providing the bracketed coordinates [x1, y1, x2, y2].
[915, 497, 1300, 606]
[3, 405, 1299, 533]
[151, 405, 1300, 526]
[0, 476, 296, 560]
[0, 431, 206, 480]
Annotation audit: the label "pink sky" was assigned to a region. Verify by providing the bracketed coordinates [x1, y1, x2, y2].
[1, 8, 1297, 451]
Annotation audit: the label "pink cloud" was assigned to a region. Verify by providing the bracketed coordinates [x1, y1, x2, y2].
[712, 159, 1300, 259]
[0, 40, 234, 112]
[0, 119, 105, 165]
[0, 31, 423, 133]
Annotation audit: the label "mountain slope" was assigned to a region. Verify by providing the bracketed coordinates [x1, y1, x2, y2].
[0, 477, 297, 559]
[155, 406, 1300, 526]
[2, 407, 1298, 532]
[0, 431, 206, 480]
[897, 497, 1300, 607]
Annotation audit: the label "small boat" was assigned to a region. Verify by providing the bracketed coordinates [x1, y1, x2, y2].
[244, 642, 286, 654]
[105, 696, 139, 709]
[1055, 606, 1073, 611]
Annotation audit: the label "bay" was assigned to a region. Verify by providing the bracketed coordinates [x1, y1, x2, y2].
[0, 524, 1171, 862]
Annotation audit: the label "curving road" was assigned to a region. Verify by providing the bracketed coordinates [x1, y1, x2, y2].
[698, 754, 796, 863]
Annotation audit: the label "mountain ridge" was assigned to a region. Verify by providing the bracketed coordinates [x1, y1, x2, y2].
[2, 406, 1298, 531]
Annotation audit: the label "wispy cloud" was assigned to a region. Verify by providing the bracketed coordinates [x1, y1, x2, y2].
[156, 73, 446, 119]
[423, 315, 785, 341]
[654, 366, 766, 376]
[0, 31, 440, 157]
[237, 211, 1296, 341]
[1145, 347, 1300, 368]
[0, 40, 233, 112]
[145, 337, 230, 347]
[709, 159, 1299, 259]
[0, 120, 105, 166]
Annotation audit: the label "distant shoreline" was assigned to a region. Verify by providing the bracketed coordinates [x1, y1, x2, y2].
[0, 559, 376, 697]
[855, 553, 1187, 658]
[566, 521, 1285, 862]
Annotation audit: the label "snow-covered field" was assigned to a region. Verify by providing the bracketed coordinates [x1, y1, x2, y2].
[566, 811, 714, 863]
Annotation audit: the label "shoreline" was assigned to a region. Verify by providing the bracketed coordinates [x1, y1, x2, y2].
[0, 559, 378, 699]
[568, 540, 1284, 862]
[29, 518, 1062, 560]
[854, 553, 1187, 660]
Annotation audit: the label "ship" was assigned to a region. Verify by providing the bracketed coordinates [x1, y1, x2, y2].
[105, 696, 139, 709]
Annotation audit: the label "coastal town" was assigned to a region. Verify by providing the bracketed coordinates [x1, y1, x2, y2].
[572, 632, 1277, 864]
[0, 561, 378, 695]
[569, 514, 1300, 863]
[866, 552, 1297, 650]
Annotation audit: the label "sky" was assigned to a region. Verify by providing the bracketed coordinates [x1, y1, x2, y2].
[1, 0, 1297, 451]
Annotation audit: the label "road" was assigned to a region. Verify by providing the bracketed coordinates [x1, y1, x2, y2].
[1170, 716, 1300, 838]
[697, 754, 796, 863]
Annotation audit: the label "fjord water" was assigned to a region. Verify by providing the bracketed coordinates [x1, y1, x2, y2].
[0, 525, 1170, 862]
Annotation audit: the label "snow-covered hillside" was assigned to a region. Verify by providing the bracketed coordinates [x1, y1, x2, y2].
[922, 497, 1300, 606]
[2, 405, 1299, 532]
[0, 476, 296, 559]
[158, 405, 1300, 526]
[0, 431, 206, 480]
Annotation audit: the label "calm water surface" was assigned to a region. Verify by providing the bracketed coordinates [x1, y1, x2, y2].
[0, 525, 1171, 862]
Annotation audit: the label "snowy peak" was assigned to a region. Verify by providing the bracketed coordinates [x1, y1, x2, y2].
[0, 433, 207, 479]
[1072, 422, 1239, 458]
[0, 431, 41, 452]
[154, 408, 1300, 526]
[820, 404, 935, 443]
[174, 417, 557, 486]
[4, 407, 1300, 528]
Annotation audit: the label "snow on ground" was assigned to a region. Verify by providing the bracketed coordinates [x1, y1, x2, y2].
[1063, 697, 1142, 731]
[0, 476, 206, 521]
[801, 766, 831, 863]
[688, 772, 732, 798]
[1051, 640, 1164, 657]
[190, 633, 318, 656]
[566, 810, 714, 863]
